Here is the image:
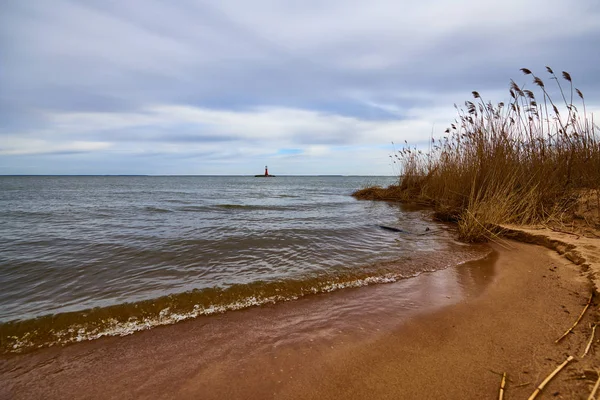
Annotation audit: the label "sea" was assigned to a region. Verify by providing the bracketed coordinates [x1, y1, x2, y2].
[0, 175, 488, 354]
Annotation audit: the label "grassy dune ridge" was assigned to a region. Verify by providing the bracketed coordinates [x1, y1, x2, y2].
[354, 67, 600, 242]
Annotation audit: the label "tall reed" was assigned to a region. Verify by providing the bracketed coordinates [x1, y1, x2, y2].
[354, 68, 600, 241]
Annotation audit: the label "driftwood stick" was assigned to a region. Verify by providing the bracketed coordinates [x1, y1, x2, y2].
[588, 372, 600, 400]
[527, 355, 574, 400]
[556, 292, 594, 343]
[499, 372, 506, 400]
[582, 324, 597, 358]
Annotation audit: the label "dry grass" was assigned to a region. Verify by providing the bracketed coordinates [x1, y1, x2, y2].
[353, 68, 600, 242]
[352, 185, 404, 201]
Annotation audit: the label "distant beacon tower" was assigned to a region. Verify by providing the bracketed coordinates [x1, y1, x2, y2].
[265, 165, 269, 176]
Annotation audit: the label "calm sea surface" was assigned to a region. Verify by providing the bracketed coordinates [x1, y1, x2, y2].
[0, 176, 486, 353]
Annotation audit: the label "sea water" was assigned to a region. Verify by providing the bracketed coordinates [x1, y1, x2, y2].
[0, 175, 486, 352]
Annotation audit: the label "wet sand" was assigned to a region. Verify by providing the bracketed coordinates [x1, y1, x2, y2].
[1, 241, 598, 399]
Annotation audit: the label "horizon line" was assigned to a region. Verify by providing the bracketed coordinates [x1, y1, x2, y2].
[0, 174, 397, 177]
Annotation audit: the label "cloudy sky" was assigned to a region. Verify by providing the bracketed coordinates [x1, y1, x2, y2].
[1, 0, 599, 175]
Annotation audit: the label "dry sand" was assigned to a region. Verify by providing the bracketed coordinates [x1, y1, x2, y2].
[501, 224, 600, 291]
[1, 240, 599, 399]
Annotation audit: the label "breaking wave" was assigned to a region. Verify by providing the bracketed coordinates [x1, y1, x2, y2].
[0, 247, 491, 355]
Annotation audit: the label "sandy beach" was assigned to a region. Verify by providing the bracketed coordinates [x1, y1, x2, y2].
[1, 240, 598, 399]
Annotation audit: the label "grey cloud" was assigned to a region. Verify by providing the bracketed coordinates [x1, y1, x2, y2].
[85, 128, 241, 144]
[1, 0, 599, 174]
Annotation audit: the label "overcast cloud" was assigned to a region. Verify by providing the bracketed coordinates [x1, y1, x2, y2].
[1, 0, 599, 175]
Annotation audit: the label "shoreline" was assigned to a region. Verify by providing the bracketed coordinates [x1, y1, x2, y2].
[2, 239, 599, 399]
[0, 239, 490, 355]
[287, 240, 598, 399]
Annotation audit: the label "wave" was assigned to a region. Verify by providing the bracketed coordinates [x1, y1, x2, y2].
[215, 203, 344, 211]
[164, 199, 193, 205]
[178, 204, 278, 212]
[0, 248, 492, 355]
[215, 204, 291, 211]
[144, 206, 172, 213]
[173, 203, 344, 213]
[1, 210, 56, 218]
[217, 204, 257, 209]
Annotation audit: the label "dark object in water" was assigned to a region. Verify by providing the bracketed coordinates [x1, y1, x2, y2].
[378, 225, 406, 233]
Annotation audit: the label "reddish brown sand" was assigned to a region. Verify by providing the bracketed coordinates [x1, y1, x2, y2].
[1, 241, 599, 399]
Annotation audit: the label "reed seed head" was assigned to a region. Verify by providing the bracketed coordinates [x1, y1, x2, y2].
[510, 80, 520, 92]
[533, 77, 545, 88]
[523, 90, 535, 99]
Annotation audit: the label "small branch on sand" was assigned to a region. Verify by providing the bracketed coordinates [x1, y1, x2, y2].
[499, 372, 506, 400]
[582, 324, 597, 358]
[528, 355, 574, 400]
[556, 292, 594, 343]
[588, 372, 600, 400]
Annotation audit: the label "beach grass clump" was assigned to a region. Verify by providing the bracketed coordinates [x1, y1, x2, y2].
[354, 68, 600, 242]
[352, 185, 406, 201]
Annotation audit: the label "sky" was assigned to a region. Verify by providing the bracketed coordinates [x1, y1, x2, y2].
[1, 0, 599, 175]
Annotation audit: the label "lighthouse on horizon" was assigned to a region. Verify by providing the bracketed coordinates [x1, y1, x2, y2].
[255, 165, 275, 177]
